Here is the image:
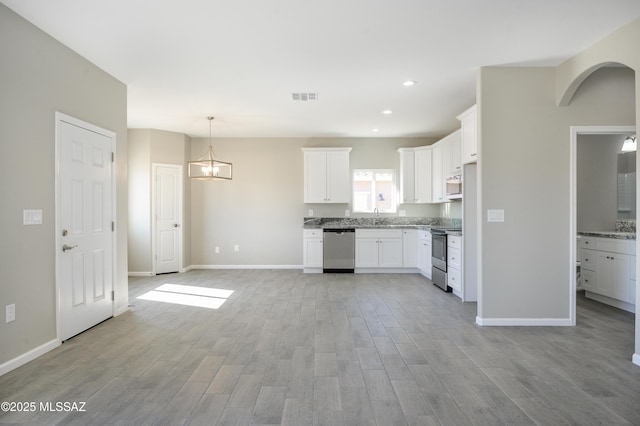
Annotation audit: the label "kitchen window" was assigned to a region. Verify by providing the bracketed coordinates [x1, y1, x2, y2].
[353, 169, 397, 213]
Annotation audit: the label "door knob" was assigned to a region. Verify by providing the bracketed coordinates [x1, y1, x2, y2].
[173, 224, 180, 228]
[62, 244, 78, 252]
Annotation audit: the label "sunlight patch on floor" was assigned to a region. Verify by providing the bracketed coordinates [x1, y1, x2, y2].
[137, 283, 234, 309]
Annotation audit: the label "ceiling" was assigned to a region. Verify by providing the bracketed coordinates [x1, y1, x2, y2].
[3, 1, 640, 138]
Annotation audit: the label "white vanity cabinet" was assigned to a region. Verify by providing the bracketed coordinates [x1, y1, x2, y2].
[303, 229, 323, 273]
[457, 105, 477, 164]
[417, 230, 432, 279]
[579, 236, 636, 312]
[302, 148, 352, 203]
[355, 229, 403, 269]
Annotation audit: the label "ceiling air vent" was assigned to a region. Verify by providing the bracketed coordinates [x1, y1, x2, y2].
[292, 92, 318, 101]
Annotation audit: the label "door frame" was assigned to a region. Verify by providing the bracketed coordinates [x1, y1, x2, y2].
[54, 112, 117, 341]
[151, 163, 183, 274]
[569, 125, 635, 325]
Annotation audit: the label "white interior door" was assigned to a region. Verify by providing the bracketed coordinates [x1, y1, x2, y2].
[154, 164, 182, 274]
[57, 115, 114, 341]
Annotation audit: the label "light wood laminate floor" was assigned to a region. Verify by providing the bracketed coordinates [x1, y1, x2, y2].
[1, 270, 639, 425]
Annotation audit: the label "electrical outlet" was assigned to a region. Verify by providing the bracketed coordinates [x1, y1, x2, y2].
[345, 209, 350, 217]
[215, 246, 220, 253]
[6, 304, 15, 323]
[234, 244, 240, 252]
[308, 209, 313, 217]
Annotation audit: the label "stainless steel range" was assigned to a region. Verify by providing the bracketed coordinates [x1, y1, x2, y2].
[431, 228, 461, 291]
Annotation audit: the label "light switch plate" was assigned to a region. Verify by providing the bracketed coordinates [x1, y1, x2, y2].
[6, 304, 15, 323]
[23, 209, 43, 225]
[487, 209, 505, 222]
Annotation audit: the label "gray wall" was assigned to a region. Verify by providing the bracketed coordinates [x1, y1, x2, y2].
[189, 137, 440, 266]
[577, 134, 627, 232]
[0, 5, 128, 364]
[128, 129, 191, 274]
[478, 66, 635, 321]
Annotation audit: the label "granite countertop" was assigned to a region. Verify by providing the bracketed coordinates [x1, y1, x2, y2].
[578, 231, 636, 240]
[304, 217, 463, 235]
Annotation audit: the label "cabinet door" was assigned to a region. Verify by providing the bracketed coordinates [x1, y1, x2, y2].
[355, 238, 379, 268]
[415, 148, 432, 203]
[304, 151, 327, 203]
[448, 267, 461, 292]
[399, 150, 416, 203]
[378, 238, 403, 268]
[595, 252, 630, 301]
[581, 269, 596, 291]
[303, 239, 323, 268]
[326, 151, 350, 203]
[458, 105, 477, 164]
[418, 238, 432, 278]
[403, 230, 418, 267]
[432, 144, 444, 203]
[449, 131, 462, 175]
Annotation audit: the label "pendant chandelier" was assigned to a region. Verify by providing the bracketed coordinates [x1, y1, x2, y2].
[188, 116, 233, 180]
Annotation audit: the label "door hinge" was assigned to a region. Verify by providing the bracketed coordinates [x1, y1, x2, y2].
[111, 221, 115, 231]
[111, 152, 115, 162]
[111, 290, 114, 301]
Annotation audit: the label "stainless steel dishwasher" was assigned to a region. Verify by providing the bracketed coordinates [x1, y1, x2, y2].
[323, 229, 355, 273]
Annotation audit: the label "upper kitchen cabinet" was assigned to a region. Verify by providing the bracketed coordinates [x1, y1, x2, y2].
[443, 129, 462, 176]
[302, 147, 352, 203]
[457, 105, 477, 164]
[398, 147, 432, 204]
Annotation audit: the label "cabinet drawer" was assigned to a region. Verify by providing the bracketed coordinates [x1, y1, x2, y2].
[595, 238, 635, 255]
[448, 267, 461, 292]
[418, 230, 431, 241]
[447, 235, 462, 249]
[356, 229, 403, 239]
[578, 236, 595, 250]
[581, 269, 596, 291]
[304, 229, 323, 239]
[448, 247, 461, 269]
[580, 249, 596, 271]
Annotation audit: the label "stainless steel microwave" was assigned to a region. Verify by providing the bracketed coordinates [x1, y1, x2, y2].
[446, 174, 462, 200]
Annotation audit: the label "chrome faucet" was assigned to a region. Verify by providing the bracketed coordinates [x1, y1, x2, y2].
[373, 207, 379, 225]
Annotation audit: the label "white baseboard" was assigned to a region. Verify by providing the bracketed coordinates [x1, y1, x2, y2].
[114, 304, 129, 316]
[190, 264, 303, 270]
[0, 339, 60, 377]
[181, 265, 195, 272]
[128, 271, 154, 277]
[476, 316, 573, 326]
[633, 353, 640, 367]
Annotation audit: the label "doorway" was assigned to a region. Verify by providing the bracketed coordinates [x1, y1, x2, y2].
[152, 163, 183, 274]
[55, 113, 116, 341]
[570, 125, 636, 325]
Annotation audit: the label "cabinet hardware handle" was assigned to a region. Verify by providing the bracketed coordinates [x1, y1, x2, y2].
[585, 258, 589, 261]
[471, 153, 477, 157]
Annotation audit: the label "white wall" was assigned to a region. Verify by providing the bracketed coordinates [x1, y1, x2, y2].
[189, 137, 438, 267]
[577, 134, 627, 231]
[0, 4, 128, 365]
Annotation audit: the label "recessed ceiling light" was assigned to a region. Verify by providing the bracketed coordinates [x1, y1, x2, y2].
[402, 80, 416, 87]
[372, 128, 380, 132]
[382, 110, 393, 115]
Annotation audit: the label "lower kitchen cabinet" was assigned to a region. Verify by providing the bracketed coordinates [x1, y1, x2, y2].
[303, 229, 323, 272]
[355, 229, 403, 269]
[579, 236, 635, 312]
[417, 230, 432, 279]
[403, 229, 418, 267]
[447, 235, 463, 295]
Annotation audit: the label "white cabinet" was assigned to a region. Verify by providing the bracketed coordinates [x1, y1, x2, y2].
[579, 236, 635, 312]
[355, 229, 403, 268]
[445, 130, 462, 175]
[447, 235, 463, 295]
[303, 229, 323, 272]
[457, 105, 477, 164]
[417, 230, 432, 279]
[403, 229, 418, 268]
[398, 147, 432, 204]
[302, 148, 351, 203]
[431, 144, 445, 203]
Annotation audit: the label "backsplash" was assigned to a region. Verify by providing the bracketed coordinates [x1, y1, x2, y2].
[615, 219, 636, 232]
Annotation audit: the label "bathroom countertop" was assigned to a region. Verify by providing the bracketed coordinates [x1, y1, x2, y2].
[577, 231, 636, 240]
